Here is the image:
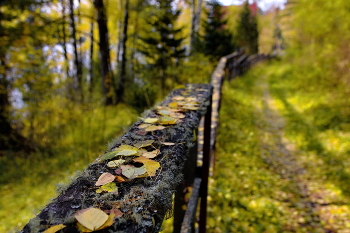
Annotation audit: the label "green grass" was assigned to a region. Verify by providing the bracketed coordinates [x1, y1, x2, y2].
[207, 60, 350, 232]
[0, 103, 137, 233]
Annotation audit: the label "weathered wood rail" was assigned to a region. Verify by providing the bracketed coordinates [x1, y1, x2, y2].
[21, 52, 266, 233]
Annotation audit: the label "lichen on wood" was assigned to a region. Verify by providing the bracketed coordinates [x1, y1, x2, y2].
[21, 84, 212, 233]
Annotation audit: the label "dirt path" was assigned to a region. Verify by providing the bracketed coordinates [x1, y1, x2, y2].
[256, 77, 337, 232]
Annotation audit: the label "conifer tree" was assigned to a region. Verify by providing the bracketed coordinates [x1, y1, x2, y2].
[138, 0, 185, 96]
[197, 0, 235, 60]
[236, 0, 259, 54]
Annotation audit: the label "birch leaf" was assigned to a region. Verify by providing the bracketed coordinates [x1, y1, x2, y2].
[99, 151, 119, 161]
[96, 182, 118, 194]
[95, 173, 115, 186]
[159, 116, 177, 125]
[144, 125, 166, 132]
[74, 207, 108, 231]
[142, 149, 160, 158]
[138, 123, 150, 129]
[133, 156, 161, 176]
[144, 118, 159, 124]
[120, 165, 147, 179]
[107, 159, 125, 168]
[43, 224, 66, 233]
[115, 145, 138, 156]
[134, 140, 154, 148]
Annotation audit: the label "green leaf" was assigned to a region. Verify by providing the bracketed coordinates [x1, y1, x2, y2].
[96, 182, 118, 194]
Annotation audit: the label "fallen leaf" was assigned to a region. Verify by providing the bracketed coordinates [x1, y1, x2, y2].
[144, 118, 159, 124]
[158, 109, 171, 116]
[107, 159, 125, 168]
[95, 173, 116, 186]
[120, 165, 147, 179]
[162, 142, 175, 146]
[144, 125, 166, 132]
[133, 157, 160, 176]
[96, 182, 118, 194]
[136, 130, 147, 135]
[159, 116, 177, 125]
[142, 149, 160, 158]
[99, 151, 119, 162]
[172, 96, 185, 101]
[115, 175, 126, 182]
[115, 145, 139, 156]
[77, 211, 115, 232]
[168, 102, 179, 108]
[134, 140, 154, 148]
[138, 123, 151, 129]
[74, 207, 109, 231]
[43, 224, 66, 233]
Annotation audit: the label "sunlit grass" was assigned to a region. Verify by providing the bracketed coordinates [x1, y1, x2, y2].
[0, 103, 137, 232]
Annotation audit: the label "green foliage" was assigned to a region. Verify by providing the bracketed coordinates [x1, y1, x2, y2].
[138, 0, 186, 97]
[0, 103, 137, 232]
[196, 0, 235, 59]
[236, 1, 259, 54]
[209, 62, 350, 232]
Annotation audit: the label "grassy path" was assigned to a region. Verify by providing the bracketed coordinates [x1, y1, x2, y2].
[207, 64, 350, 232]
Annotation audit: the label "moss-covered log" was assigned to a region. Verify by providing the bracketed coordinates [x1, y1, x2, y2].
[21, 84, 212, 233]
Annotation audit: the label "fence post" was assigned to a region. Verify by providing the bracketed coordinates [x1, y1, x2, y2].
[198, 97, 212, 233]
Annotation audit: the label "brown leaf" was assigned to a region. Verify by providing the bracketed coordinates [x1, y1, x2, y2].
[95, 173, 116, 186]
[142, 149, 160, 158]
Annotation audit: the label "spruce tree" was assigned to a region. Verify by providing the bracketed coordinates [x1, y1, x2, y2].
[197, 0, 235, 60]
[236, 1, 259, 54]
[139, 0, 185, 95]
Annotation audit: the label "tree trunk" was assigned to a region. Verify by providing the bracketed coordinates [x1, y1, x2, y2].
[60, 0, 70, 80]
[88, 20, 94, 96]
[0, 54, 32, 152]
[94, 0, 114, 105]
[117, 0, 129, 103]
[194, 0, 203, 34]
[189, 0, 196, 54]
[69, 0, 83, 101]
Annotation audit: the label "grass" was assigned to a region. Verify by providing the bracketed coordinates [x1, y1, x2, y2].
[0, 103, 138, 233]
[207, 60, 350, 232]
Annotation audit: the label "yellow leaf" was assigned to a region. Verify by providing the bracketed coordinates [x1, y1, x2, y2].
[144, 118, 159, 124]
[95, 173, 115, 186]
[74, 207, 109, 231]
[96, 182, 118, 194]
[115, 145, 139, 156]
[172, 96, 185, 101]
[138, 123, 151, 129]
[144, 125, 166, 131]
[134, 140, 154, 148]
[159, 116, 177, 125]
[133, 156, 161, 176]
[142, 149, 160, 158]
[107, 159, 125, 168]
[43, 224, 66, 233]
[168, 102, 179, 108]
[77, 211, 115, 232]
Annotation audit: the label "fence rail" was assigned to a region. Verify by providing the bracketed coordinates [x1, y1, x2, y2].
[21, 52, 266, 233]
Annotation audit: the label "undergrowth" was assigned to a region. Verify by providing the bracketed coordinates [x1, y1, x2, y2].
[208, 59, 350, 232]
[0, 103, 137, 233]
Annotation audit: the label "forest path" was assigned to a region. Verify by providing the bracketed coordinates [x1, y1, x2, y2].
[256, 76, 345, 232]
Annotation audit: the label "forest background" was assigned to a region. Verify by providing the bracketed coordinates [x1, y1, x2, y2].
[1, 0, 350, 232]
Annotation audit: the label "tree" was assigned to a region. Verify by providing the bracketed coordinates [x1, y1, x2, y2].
[116, 0, 129, 103]
[189, 0, 203, 54]
[236, 0, 259, 54]
[94, 0, 114, 105]
[138, 0, 185, 96]
[198, 0, 235, 59]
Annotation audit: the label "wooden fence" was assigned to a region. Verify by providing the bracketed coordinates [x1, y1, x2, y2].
[21, 52, 266, 233]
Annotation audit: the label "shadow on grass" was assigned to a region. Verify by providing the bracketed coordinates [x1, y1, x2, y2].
[269, 84, 350, 198]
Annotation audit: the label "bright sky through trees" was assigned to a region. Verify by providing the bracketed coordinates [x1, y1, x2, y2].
[218, 0, 286, 11]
